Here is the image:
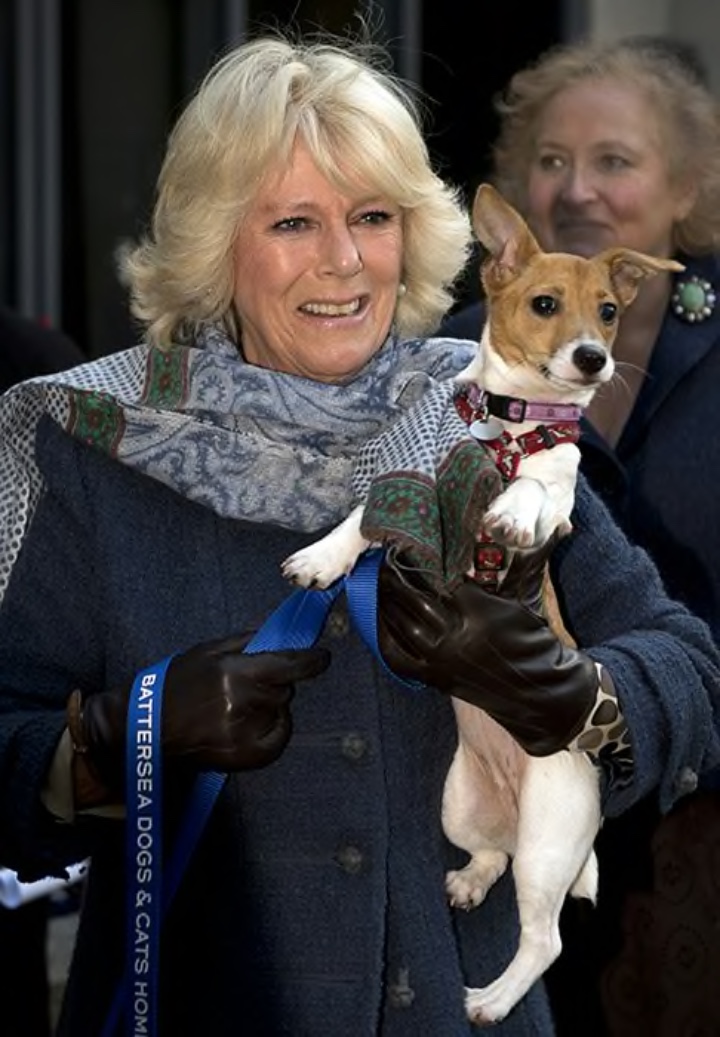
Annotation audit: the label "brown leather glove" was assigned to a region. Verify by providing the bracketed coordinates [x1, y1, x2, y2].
[377, 545, 598, 756]
[68, 634, 330, 807]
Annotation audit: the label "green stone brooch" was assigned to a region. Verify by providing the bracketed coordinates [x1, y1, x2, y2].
[671, 275, 716, 323]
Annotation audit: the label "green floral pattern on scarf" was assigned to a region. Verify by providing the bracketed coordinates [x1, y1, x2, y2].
[355, 388, 503, 590]
[66, 349, 190, 457]
[141, 347, 189, 409]
[67, 390, 126, 455]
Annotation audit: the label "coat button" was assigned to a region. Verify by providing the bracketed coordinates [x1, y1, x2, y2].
[334, 844, 364, 874]
[387, 967, 415, 1009]
[675, 766, 699, 797]
[341, 732, 368, 761]
[326, 603, 349, 637]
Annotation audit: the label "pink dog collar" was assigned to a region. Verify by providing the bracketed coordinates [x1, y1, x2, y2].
[459, 384, 583, 424]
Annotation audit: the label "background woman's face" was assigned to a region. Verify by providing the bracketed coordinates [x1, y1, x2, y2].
[524, 78, 694, 259]
[231, 139, 404, 382]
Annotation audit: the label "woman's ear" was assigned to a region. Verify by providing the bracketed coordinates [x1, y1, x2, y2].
[673, 178, 699, 223]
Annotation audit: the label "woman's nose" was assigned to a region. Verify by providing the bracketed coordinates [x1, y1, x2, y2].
[559, 165, 598, 204]
[321, 226, 363, 276]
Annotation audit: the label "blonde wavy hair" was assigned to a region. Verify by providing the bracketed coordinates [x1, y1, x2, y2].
[120, 35, 471, 349]
[492, 37, 720, 256]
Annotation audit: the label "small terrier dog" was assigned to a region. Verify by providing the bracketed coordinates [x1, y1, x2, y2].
[283, 183, 681, 1024]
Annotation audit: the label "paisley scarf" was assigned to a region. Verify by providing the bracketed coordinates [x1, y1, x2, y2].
[0, 325, 482, 602]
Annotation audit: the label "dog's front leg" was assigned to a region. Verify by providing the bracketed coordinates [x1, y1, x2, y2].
[281, 504, 369, 589]
[482, 477, 557, 549]
[483, 447, 578, 548]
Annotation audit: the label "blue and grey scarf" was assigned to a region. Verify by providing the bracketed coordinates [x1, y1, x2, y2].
[0, 325, 487, 601]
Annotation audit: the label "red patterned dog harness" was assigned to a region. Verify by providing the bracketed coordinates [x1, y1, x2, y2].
[454, 386, 581, 588]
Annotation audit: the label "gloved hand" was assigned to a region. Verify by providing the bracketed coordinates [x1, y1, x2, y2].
[68, 634, 330, 807]
[377, 545, 598, 756]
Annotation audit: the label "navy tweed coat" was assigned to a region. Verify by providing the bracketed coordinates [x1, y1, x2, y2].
[0, 406, 719, 1035]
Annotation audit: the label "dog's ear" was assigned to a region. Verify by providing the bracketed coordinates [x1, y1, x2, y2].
[472, 184, 542, 290]
[598, 249, 685, 309]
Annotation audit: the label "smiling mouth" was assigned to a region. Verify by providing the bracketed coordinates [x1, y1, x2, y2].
[300, 298, 363, 317]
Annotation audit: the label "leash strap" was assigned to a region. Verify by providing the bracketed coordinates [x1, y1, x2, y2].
[106, 549, 406, 1036]
[103, 656, 173, 1037]
[345, 549, 424, 690]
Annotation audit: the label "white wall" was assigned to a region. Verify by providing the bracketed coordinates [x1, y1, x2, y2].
[571, 0, 720, 96]
[587, 0, 672, 40]
[669, 0, 720, 96]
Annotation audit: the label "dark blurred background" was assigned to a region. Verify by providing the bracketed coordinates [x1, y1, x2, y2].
[0, 0, 566, 358]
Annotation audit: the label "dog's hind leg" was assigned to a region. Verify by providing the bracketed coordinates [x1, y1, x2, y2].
[441, 731, 518, 909]
[464, 753, 600, 1025]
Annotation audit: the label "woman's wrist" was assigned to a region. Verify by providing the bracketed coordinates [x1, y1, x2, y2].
[66, 689, 123, 811]
[568, 666, 633, 773]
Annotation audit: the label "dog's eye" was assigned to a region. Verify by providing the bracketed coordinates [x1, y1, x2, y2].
[599, 302, 618, 324]
[531, 295, 558, 317]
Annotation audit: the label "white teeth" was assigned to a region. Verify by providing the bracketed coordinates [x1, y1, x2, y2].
[301, 299, 361, 316]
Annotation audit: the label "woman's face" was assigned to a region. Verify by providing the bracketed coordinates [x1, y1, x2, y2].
[524, 78, 694, 259]
[231, 139, 404, 382]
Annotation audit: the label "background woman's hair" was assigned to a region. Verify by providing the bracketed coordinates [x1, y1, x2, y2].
[119, 34, 471, 348]
[491, 36, 720, 256]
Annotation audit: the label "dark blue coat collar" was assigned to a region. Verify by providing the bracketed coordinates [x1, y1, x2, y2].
[618, 253, 720, 457]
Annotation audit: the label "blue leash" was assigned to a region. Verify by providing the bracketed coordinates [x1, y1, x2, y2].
[105, 548, 411, 1036]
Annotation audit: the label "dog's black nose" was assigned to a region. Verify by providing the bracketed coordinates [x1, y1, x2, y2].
[573, 344, 607, 375]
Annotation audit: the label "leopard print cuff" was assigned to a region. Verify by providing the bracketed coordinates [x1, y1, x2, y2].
[568, 666, 633, 782]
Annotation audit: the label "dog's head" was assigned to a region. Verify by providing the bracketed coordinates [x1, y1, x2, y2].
[469, 183, 684, 399]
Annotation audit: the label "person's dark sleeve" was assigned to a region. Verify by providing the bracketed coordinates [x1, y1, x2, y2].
[552, 475, 720, 816]
[0, 421, 102, 879]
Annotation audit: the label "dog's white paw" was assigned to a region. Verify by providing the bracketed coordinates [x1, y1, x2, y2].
[446, 868, 489, 909]
[481, 509, 537, 549]
[464, 983, 512, 1026]
[445, 852, 507, 910]
[482, 477, 557, 549]
[281, 546, 350, 589]
[281, 506, 370, 589]
[483, 484, 542, 548]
